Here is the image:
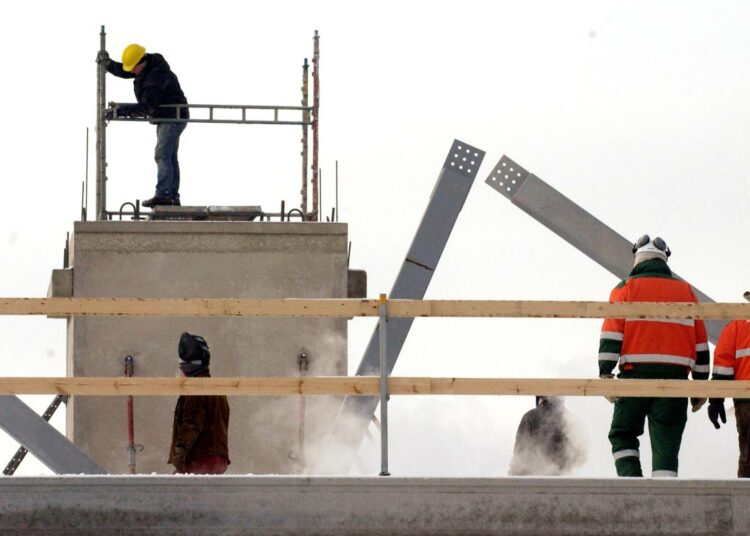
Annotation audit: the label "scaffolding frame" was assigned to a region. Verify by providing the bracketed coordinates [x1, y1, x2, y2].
[95, 26, 320, 221]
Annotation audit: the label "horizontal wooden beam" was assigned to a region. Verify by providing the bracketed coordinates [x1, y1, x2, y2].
[0, 377, 748, 398]
[0, 298, 748, 319]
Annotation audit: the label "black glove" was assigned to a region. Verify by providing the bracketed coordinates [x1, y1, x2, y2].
[690, 397, 707, 413]
[117, 104, 146, 118]
[599, 373, 617, 404]
[95, 50, 110, 66]
[708, 398, 726, 429]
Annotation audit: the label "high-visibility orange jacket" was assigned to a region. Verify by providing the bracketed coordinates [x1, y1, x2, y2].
[599, 259, 710, 379]
[712, 320, 750, 381]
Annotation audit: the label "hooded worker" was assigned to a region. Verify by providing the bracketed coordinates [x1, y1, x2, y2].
[598, 235, 710, 477]
[508, 396, 585, 476]
[168, 332, 230, 474]
[97, 43, 189, 208]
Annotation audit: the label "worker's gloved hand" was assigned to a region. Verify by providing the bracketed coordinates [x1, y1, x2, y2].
[171, 446, 188, 473]
[95, 50, 110, 66]
[117, 104, 146, 118]
[599, 373, 617, 404]
[708, 398, 726, 429]
[690, 397, 707, 413]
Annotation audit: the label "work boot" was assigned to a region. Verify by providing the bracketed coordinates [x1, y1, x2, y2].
[142, 195, 174, 208]
[172, 197, 181, 206]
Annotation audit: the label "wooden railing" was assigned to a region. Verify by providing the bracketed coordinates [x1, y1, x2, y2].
[0, 297, 747, 319]
[1, 297, 748, 398]
[0, 377, 748, 397]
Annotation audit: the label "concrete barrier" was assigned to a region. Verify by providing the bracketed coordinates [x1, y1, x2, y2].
[1, 476, 748, 535]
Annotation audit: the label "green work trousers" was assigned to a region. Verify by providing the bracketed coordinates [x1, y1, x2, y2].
[609, 396, 687, 477]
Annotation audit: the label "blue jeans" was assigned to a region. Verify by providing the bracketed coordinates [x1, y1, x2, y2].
[154, 122, 187, 200]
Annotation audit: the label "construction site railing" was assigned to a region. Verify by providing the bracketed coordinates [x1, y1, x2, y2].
[0, 377, 749, 398]
[108, 103, 312, 126]
[1, 298, 748, 319]
[4, 296, 748, 475]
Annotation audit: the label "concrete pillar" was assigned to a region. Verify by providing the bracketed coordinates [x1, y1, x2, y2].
[63, 221, 349, 474]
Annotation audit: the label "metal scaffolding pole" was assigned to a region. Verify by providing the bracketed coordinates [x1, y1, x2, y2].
[95, 25, 107, 221]
[311, 31, 320, 221]
[301, 58, 310, 216]
[316, 139, 486, 474]
[485, 155, 726, 343]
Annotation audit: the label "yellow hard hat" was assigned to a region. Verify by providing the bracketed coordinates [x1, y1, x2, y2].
[122, 44, 146, 72]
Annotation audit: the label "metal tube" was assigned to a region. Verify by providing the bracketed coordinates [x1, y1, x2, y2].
[335, 160, 339, 222]
[297, 352, 308, 471]
[95, 26, 107, 220]
[301, 58, 309, 215]
[124, 355, 136, 474]
[311, 31, 320, 221]
[84, 127, 89, 221]
[378, 293, 390, 476]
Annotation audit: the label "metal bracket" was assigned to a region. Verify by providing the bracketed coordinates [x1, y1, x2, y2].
[486, 155, 725, 343]
[0, 396, 105, 475]
[316, 139, 486, 473]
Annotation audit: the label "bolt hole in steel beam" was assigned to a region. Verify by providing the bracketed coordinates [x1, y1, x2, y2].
[484, 155, 726, 343]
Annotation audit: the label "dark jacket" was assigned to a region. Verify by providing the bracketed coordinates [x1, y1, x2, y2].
[508, 399, 583, 476]
[168, 370, 229, 469]
[107, 53, 189, 120]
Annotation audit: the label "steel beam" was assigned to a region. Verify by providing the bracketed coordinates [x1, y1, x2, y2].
[0, 396, 105, 475]
[485, 155, 725, 342]
[317, 140, 485, 473]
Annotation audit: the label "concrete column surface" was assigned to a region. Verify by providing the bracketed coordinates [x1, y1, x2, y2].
[1, 476, 749, 535]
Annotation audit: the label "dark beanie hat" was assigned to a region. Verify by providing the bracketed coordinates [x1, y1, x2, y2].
[178, 332, 210, 376]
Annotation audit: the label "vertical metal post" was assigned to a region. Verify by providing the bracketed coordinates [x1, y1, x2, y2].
[378, 293, 390, 476]
[124, 355, 136, 474]
[301, 58, 309, 215]
[83, 127, 89, 221]
[335, 160, 339, 222]
[297, 351, 309, 471]
[95, 25, 107, 221]
[311, 30, 320, 221]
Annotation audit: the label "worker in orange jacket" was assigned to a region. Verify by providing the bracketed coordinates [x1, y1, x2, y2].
[708, 312, 750, 477]
[599, 235, 710, 477]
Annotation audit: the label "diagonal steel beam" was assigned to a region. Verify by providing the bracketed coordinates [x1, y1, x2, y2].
[485, 155, 725, 343]
[317, 140, 486, 473]
[0, 396, 106, 475]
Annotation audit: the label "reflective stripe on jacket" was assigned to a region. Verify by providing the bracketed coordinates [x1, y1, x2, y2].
[712, 320, 750, 381]
[598, 259, 710, 379]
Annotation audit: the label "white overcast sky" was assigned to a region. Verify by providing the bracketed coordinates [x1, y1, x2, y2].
[0, 0, 748, 477]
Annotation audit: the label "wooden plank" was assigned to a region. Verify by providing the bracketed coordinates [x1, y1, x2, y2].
[0, 298, 748, 319]
[0, 377, 748, 398]
[388, 300, 750, 320]
[0, 298, 379, 318]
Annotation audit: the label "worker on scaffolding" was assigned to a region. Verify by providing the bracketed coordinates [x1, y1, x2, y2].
[598, 235, 710, 477]
[97, 44, 188, 208]
[707, 303, 750, 477]
[169, 332, 230, 475]
[508, 396, 585, 476]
